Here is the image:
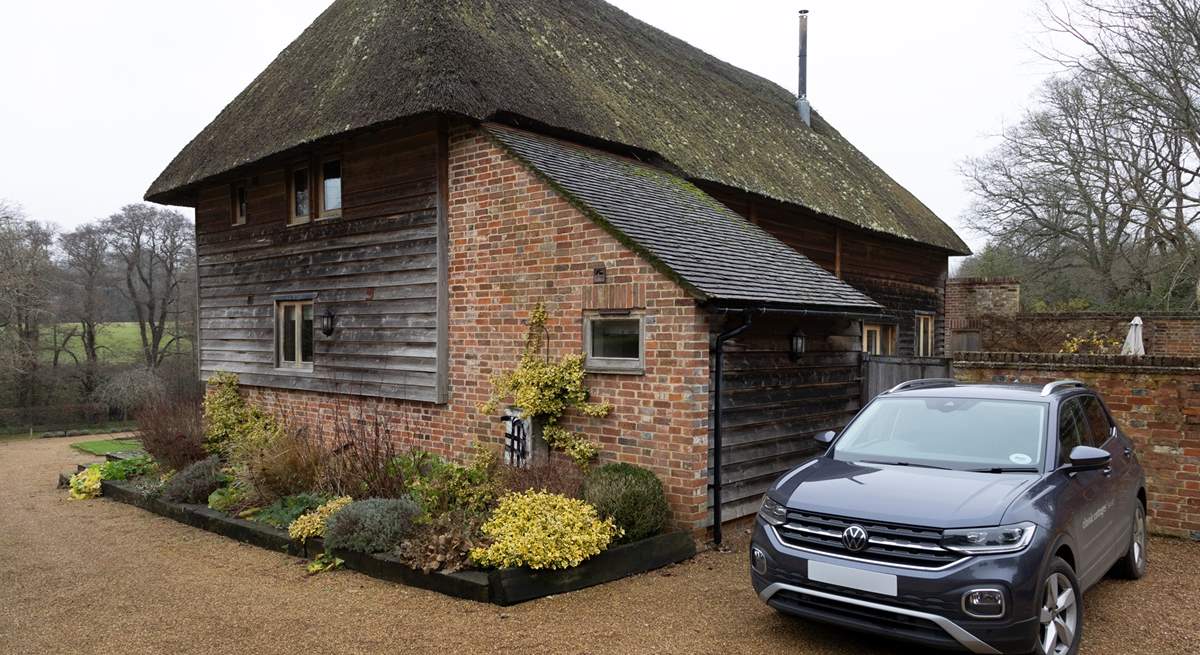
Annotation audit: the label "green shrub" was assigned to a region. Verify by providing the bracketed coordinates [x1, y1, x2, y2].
[393, 447, 500, 517]
[160, 456, 223, 504]
[251, 493, 327, 529]
[469, 491, 620, 570]
[207, 485, 245, 513]
[202, 372, 283, 460]
[99, 455, 155, 481]
[324, 498, 422, 554]
[582, 463, 669, 544]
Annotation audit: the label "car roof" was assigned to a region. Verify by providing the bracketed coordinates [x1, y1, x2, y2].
[883, 382, 1075, 402]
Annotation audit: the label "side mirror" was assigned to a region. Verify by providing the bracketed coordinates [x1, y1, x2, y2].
[815, 430, 836, 444]
[1066, 445, 1110, 472]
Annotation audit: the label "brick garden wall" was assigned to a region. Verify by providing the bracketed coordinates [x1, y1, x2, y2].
[954, 352, 1200, 539]
[242, 123, 714, 529]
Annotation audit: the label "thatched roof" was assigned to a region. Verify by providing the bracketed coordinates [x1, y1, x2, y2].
[486, 124, 883, 311]
[146, 0, 969, 255]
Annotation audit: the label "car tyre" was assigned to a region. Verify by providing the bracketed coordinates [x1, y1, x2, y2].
[1036, 558, 1082, 655]
[1113, 501, 1148, 580]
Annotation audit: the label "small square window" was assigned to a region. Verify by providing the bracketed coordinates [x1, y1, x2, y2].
[290, 168, 311, 225]
[232, 184, 247, 226]
[277, 300, 314, 368]
[585, 314, 644, 374]
[862, 323, 896, 356]
[321, 159, 342, 217]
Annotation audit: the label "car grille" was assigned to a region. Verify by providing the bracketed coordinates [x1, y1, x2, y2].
[777, 510, 964, 569]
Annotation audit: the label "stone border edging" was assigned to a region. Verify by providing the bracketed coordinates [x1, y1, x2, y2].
[73, 476, 696, 605]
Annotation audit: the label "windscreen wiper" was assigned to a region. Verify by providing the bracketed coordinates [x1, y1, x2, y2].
[860, 459, 953, 470]
[968, 466, 1040, 473]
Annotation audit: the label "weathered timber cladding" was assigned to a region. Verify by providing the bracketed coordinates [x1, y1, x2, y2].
[705, 185, 949, 357]
[709, 317, 864, 522]
[195, 123, 444, 402]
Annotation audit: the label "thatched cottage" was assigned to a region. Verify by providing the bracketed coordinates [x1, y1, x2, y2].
[146, 0, 969, 534]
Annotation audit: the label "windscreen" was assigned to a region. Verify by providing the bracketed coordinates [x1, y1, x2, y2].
[832, 397, 1047, 471]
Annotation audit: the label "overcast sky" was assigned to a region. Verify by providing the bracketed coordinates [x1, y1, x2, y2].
[0, 0, 1058, 258]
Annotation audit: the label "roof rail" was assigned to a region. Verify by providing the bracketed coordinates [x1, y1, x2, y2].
[1040, 380, 1086, 396]
[884, 378, 959, 394]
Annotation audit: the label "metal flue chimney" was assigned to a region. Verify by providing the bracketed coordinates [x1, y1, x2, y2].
[797, 9, 811, 126]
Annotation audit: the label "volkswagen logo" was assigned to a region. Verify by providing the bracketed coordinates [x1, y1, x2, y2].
[842, 524, 869, 552]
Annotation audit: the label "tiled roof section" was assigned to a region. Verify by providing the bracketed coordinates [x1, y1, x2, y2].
[486, 124, 882, 311]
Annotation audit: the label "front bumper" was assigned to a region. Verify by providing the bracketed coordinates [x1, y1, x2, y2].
[752, 519, 1043, 654]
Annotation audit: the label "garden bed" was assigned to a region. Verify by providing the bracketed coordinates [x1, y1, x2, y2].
[68, 476, 696, 605]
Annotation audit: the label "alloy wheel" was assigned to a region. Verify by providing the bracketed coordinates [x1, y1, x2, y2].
[1039, 572, 1078, 655]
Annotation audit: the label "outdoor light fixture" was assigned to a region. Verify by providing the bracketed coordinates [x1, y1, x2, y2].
[593, 265, 607, 284]
[790, 330, 807, 359]
[320, 307, 336, 336]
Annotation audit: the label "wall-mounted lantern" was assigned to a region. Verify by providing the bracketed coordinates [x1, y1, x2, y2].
[320, 307, 336, 336]
[593, 266, 607, 284]
[790, 330, 806, 360]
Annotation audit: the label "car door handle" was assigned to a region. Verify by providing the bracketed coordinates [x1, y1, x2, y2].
[1124, 447, 1133, 458]
[1103, 466, 1113, 477]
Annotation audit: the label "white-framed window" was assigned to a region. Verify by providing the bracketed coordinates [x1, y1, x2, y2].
[862, 323, 896, 356]
[916, 313, 936, 357]
[289, 166, 311, 225]
[584, 313, 644, 374]
[276, 299, 314, 368]
[232, 183, 248, 226]
[319, 158, 342, 218]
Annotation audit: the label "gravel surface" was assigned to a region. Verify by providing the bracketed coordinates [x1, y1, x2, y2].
[1, 435, 1196, 655]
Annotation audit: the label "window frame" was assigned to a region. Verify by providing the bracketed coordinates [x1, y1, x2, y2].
[583, 312, 645, 375]
[862, 323, 896, 356]
[288, 165, 313, 226]
[916, 313, 936, 357]
[231, 182, 248, 226]
[318, 156, 343, 220]
[275, 297, 315, 370]
[1055, 398, 1090, 466]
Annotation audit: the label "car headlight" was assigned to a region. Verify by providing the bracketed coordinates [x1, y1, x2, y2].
[758, 496, 787, 526]
[942, 522, 1036, 554]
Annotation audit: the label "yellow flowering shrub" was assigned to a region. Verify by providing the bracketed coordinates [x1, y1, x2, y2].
[469, 490, 621, 570]
[480, 304, 611, 466]
[288, 495, 352, 543]
[1060, 330, 1122, 355]
[68, 465, 103, 500]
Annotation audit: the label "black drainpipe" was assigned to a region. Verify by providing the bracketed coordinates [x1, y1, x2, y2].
[712, 310, 754, 546]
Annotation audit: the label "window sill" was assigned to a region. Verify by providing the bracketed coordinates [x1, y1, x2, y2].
[275, 364, 314, 374]
[585, 360, 644, 376]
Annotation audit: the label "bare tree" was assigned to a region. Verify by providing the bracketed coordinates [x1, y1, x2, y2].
[104, 204, 194, 370]
[0, 200, 57, 414]
[59, 223, 113, 392]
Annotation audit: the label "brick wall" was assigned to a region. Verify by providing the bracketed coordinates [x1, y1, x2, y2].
[981, 313, 1200, 356]
[242, 123, 714, 529]
[954, 352, 1200, 539]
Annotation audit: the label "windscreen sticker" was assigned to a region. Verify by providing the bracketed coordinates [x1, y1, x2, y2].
[1009, 453, 1033, 465]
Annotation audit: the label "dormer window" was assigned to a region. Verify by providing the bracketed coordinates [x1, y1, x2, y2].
[289, 167, 311, 225]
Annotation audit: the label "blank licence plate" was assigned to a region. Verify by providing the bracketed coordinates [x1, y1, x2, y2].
[807, 561, 898, 597]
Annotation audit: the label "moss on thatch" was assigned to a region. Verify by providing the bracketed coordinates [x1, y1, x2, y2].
[145, 0, 969, 254]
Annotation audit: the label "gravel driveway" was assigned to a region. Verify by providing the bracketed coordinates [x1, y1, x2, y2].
[1, 435, 1196, 655]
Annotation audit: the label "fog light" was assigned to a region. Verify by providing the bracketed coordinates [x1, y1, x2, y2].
[751, 547, 768, 574]
[962, 589, 1005, 618]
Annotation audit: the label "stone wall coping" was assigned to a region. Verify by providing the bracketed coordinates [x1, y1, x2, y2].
[947, 276, 1021, 286]
[953, 351, 1200, 373]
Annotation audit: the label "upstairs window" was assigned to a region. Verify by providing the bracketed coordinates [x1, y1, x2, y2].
[277, 300, 314, 368]
[916, 314, 936, 357]
[320, 159, 342, 218]
[862, 323, 896, 356]
[289, 167, 311, 225]
[584, 314, 644, 374]
[231, 183, 248, 226]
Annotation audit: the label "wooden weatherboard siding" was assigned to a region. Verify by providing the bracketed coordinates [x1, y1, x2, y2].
[195, 123, 446, 402]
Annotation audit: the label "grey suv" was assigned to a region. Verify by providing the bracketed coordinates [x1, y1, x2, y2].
[750, 379, 1147, 655]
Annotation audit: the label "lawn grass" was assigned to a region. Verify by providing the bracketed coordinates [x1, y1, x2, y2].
[70, 437, 143, 456]
[38, 322, 192, 365]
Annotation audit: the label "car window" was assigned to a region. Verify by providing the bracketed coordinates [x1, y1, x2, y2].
[1057, 399, 1089, 464]
[831, 397, 1046, 470]
[1080, 395, 1112, 447]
